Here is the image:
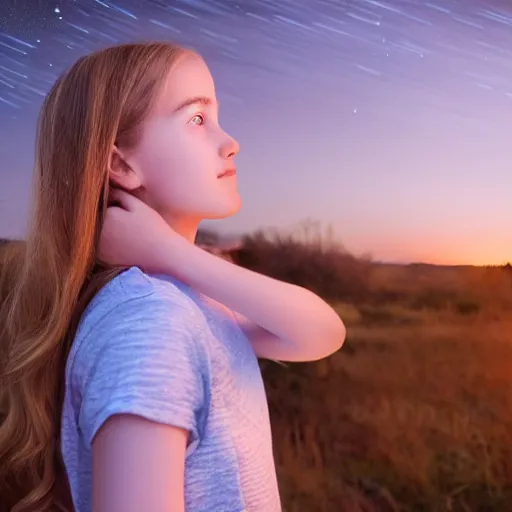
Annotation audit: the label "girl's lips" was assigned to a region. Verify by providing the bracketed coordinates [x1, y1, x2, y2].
[218, 168, 236, 178]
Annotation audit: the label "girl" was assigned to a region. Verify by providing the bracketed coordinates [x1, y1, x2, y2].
[0, 42, 345, 512]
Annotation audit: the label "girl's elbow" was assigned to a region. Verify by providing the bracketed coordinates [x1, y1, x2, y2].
[308, 315, 346, 362]
[317, 293, 347, 346]
[325, 317, 346, 356]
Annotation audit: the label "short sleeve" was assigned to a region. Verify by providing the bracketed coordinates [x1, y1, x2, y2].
[73, 287, 210, 453]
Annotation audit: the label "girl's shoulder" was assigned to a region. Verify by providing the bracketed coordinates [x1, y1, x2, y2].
[82, 266, 200, 325]
[69, 267, 209, 368]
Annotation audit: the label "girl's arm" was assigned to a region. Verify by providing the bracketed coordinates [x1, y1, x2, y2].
[92, 414, 187, 512]
[163, 236, 346, 362]
[99, 190, 346, 362]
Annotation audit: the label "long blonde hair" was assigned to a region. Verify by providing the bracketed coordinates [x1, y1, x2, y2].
[0, 41, 189, 512]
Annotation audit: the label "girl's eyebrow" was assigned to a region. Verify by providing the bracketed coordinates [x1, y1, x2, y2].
[172, 96, 218, 113]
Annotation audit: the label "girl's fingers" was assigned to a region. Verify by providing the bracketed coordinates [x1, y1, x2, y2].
[108, 188, 139, 211]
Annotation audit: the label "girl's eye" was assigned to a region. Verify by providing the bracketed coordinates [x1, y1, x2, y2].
[190, 114, 205, 126]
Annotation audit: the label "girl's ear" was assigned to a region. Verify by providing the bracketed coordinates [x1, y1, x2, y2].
[108, 146, 143, 191]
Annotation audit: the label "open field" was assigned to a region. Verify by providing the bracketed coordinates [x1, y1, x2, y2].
[232, 225, 512, 511]
[263, 318, 512, 511]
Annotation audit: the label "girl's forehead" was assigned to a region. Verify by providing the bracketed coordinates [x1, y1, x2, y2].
[157, 55, 217, 115]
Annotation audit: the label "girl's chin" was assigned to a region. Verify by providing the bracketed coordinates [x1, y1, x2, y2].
[207, 199, 242, 220]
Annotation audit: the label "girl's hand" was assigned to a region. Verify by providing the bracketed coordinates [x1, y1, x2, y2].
[98, 188, 178, 274]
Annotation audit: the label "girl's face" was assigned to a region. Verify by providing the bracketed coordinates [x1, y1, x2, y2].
[120, 53, 241, 225]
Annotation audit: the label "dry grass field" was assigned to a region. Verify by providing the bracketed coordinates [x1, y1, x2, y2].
[263, 319, 512, 511]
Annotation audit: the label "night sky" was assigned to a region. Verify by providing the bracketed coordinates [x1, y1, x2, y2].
[1, 0, 511, 264]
